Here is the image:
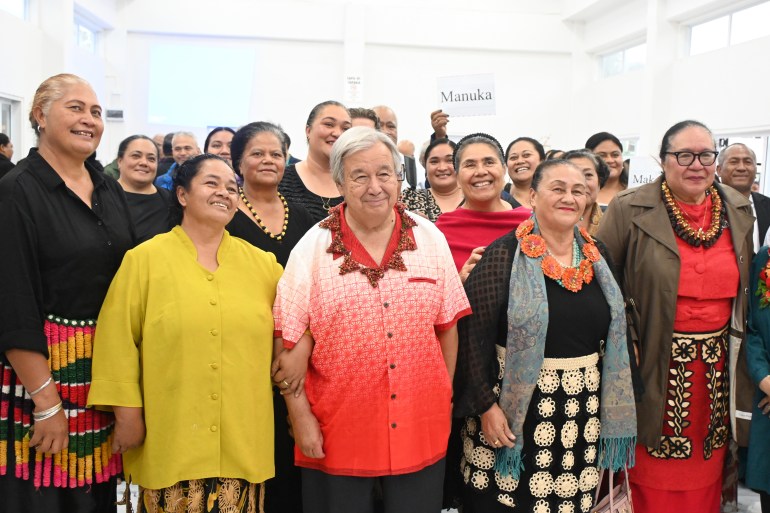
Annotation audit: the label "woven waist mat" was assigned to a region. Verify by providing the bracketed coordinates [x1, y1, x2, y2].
[0, 315, 122, 488]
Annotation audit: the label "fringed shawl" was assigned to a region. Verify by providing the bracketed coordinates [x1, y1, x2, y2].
[495, 221, 637, 479]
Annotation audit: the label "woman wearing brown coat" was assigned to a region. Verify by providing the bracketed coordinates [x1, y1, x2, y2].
[597, 120, 754, 512]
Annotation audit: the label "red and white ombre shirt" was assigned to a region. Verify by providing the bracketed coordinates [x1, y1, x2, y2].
[273, 204, 471, 476]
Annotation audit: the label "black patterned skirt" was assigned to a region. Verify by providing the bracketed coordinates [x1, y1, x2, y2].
[461, 348, 602, 513]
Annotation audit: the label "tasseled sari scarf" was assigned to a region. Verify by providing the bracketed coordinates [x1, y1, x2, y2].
[495, 221, 637, 479]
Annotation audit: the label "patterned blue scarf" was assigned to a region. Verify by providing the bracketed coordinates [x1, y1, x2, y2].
[496, 219, 637, 479]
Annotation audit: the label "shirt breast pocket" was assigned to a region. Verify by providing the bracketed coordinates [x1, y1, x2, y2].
[406, 275, 442, 313]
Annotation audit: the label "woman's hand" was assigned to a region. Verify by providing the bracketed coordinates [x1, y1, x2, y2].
[459, 247, 486, 283]
[758, 376, 770, 416]
[111, 406, 146, 454]
[431, 110, 449, 139]
[272, 334, 313, 397]
[6, 349, 68, 454]
[272, 348, 308, 397]
[292, 409, 325, 459]
[29, 407, 68, 455]
[481, 403, 516, 449]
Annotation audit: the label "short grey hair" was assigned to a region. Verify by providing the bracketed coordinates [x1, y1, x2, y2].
[172, 131, 197, 146]
[717, 143, 756, 166]
[330, 126, 401, 185]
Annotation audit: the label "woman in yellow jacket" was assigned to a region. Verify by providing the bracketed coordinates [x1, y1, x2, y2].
[88, 154, 283, 512]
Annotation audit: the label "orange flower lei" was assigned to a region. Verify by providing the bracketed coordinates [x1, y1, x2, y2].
[515, 218, 600, 293]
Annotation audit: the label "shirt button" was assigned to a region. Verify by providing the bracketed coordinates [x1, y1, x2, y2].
[391, 423, 397, 429]
[210, 425, 217, 432]
[207, 274, 214, 281]
[694, 263, 705, 274]
[210, 299, 217, 305]
[97, 220, 103, 226]
[387, 332, 393, 338]
[210, 363, 219, 369]
[740, 256, 745, 263]
[106, 241, 112, 246]
[210, 329, 219, 336]
[211, 394, 218, 400]
[389, 363, 396, 369]
[383, 302, 389, 308]
[391, 394, 396, 400]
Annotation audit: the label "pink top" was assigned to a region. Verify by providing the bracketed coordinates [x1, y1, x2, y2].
[273, 205, 471, 476]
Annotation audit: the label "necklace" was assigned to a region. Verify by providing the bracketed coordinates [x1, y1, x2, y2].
[321, 196, 332, 212]
[239, 187, 289, 241]
[661, 180, 725, 248]
[516, 218, 600, 293]
[320, 203, 417, 287]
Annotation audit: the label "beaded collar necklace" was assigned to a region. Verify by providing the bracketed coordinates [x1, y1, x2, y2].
[516, 218, 600, 293]
[239, 187, 289, 241]
[661, 180, 726, 248]
[321, 203, 417, 287]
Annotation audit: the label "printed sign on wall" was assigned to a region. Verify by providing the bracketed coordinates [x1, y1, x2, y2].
[627, 156, 662, 189]
[437, 73, 496, 117]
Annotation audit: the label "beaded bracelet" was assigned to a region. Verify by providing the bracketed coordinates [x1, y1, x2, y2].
[28, 376, 53, 397]
[33, 402, 63, 422]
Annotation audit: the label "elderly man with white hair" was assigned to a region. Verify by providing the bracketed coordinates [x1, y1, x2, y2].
[271, 126, 470, 513]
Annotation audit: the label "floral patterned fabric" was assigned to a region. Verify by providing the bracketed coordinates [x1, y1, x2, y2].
[138, 477, 258, 513]
[461, 349, 602, 512]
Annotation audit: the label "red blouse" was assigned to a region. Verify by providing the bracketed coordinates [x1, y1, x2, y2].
[435, 206, 531, 271]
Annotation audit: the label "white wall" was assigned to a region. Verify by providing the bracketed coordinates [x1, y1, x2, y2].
[1, 0, 769, 167]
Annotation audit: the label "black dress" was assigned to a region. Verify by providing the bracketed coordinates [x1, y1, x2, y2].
[0, 153, 14, 181]
[0, 149, 135, 513]
[278, 164, 343, 223]
[454, 232, 613, 513]
[225, 197, 314, 513]
[226, 199, 314, 268]
[123, 187, 173, 244]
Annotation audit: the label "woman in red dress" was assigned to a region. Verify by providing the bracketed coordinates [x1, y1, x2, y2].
[598, 120, 755, 512]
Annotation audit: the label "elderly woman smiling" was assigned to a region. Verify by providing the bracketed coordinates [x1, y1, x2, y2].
[271, 127, 470, 513]
[454, 160, 636, 513]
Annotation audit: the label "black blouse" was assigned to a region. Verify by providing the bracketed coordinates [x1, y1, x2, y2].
[226, 199, 315, 268]
[453, 230, 628, 418]
[0, 149, 135, 356]
[278, 164, 343, 223]
[123, 188, 173, 244]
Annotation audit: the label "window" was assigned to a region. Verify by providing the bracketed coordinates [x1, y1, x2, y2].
[599, 43, 646, 78]
[690, 16, 729, 55]
[689, 1, 770, 55]
[73, 15, 99, 54]
[730, 2, 770, 45]
[0, 0, 25, 19]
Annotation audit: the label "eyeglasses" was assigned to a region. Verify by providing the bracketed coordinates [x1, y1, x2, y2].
[664, 150, 719, 167]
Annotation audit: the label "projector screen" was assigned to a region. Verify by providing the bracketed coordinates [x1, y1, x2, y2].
[148, 43, 255, 127]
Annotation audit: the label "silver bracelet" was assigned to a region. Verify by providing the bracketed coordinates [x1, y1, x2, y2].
[33, 402, 63, 422]
[28, 376, 53, 397]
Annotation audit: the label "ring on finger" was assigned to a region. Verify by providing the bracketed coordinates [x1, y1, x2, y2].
[494, 439, 501, 446]
[282, 379, 291, 389]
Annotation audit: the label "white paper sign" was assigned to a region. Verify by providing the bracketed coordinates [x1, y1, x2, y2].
[627, 156, 662, 189]
[437, 73, 496, 117]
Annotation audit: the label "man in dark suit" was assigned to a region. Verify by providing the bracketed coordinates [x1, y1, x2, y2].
[717, 142, 769, 249]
